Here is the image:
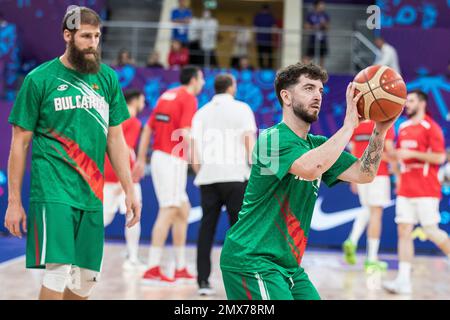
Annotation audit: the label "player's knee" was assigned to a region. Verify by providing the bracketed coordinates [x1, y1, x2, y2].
[67, 266, 100, 298]
[423, 225, 448, 245]
[397, 224, 413, 239]
[42, 263, 72, 293]
[161, 207, 179, 223]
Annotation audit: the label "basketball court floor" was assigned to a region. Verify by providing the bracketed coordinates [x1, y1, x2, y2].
[1, 238, 449, 300]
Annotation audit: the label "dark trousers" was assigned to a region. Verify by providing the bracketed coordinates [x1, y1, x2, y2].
[188, 40, 201, 66]
[257, 44, 273, 69]
[196, 181, 247, 285]
[201, 49, 218, 68]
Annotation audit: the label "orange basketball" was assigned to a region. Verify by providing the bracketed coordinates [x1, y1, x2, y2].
[353, 65, 407, 122]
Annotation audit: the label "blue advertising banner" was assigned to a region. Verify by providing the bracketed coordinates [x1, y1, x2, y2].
[377, 0, 450, 29]
[1, 68, 449, 252]
[0, 23, 20, 100]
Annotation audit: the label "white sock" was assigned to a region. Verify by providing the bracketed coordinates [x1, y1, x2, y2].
[125, 222, 141, 262]
[174, 246, 186, 270]
[367, 238, 380, 262]
[397, 262, 411, 283]
[349, 207, 370, 245]
[147, 246, 163, 268]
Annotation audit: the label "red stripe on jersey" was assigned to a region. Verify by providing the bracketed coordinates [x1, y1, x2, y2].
[242, 277, 252, 300]
[274, 221, 301, 264]
[34, 219, 40, 266]
[49, 130, 104, 201]
[275, 194, 308, 264]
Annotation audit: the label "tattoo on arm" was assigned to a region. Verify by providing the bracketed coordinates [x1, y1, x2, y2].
[360, 129, 384, 179]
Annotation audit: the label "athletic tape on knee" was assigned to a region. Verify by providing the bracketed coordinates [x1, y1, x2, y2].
[423, 225, 448, 245]
[42, 264, 72, 293]
[67, 266, 100, 298]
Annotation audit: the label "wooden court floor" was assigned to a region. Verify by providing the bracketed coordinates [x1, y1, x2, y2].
[1, 243, 449, 300]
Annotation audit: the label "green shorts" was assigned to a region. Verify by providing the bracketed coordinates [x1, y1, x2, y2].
[221, 268, 321, 300]
[26, 202, 104, 272]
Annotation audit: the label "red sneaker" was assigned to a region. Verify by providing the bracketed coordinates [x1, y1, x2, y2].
[174, 268, 196, 284]
[141, 266, 174, 286]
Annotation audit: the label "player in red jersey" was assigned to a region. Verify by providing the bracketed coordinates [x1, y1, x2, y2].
[103, 89, 145, 271]
[134, 66, 205, 284]
[342, 120, 396, 271]
[383, 90, 450, 294]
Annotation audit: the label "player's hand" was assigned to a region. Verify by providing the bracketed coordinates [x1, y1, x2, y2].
[124, 191, 141, 228]
[132, 160, 145, 182]
[4, 203, 27, 238]
[396, 149, 415, 160]
[344, 82, 363, 130]
[375, 113, 401, 135]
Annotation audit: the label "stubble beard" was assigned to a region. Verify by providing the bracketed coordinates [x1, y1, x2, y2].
[292, 99, 319, 124]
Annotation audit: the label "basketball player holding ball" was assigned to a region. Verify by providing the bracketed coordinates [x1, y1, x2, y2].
[220, 63, 401, 300]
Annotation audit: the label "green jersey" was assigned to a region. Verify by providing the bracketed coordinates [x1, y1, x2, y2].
[220, 122, 357, 277]
[8, 58, 129, 210]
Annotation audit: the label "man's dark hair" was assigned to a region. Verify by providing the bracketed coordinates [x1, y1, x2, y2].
[274, 62, 328, 106]
[61, 6, 102, 33]
[214, 74, 234, 94]
[314, 0, 324, 7]
[409, 89, 428, 103]
[180, 65, 201, 85]
[124, 89, 143, 104]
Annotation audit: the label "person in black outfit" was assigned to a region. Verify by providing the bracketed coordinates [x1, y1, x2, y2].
[191, 74, 257, 296]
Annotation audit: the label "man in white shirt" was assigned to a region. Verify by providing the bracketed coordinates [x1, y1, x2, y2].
[374, 37, 401, 74]
[230, 17, 252, 69]
[199, 10, 219, 67]
[188, 16, 202, 66]
[191, 73, 257, 296]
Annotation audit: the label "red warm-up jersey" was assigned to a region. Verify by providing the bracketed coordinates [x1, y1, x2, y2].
[350, 120, 395, 176]
[104, 117, 142, 183]
[146, 86, 197, 160]
[397, 115, 445, 198]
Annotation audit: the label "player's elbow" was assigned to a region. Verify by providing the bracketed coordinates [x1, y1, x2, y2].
[357, 174, 375, 184]
[290, 161, 322, 181]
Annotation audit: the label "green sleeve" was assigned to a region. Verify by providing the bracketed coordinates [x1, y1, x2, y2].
[108, 70, 130, 127]
[8, 75, 41, 131]
[255, 130, 308, 181]
[322, 150, 358, 187]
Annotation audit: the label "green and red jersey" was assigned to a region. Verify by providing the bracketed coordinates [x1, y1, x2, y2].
[8, 58, 129, 210]
[220, 122, 357, 277]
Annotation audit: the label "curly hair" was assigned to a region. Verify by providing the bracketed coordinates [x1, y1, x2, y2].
[274, 62, 328, 106]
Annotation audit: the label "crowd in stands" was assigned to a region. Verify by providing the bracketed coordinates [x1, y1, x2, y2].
[1, 0, 402, 77]
[112, 0, 279, 71]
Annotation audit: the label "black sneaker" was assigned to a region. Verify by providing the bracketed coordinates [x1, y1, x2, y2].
[198, 280, 215, 296]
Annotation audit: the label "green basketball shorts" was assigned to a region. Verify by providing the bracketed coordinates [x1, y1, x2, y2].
[221, 267, 321, 300]
[26, 202, 104, 272]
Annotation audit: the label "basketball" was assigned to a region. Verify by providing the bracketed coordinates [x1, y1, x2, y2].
[353, 65, 407, 122]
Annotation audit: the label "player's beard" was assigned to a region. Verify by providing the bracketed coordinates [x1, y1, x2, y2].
[68, 38, 101, 74]
[292, 98, 319, 124]
[405, 106, 418, 118]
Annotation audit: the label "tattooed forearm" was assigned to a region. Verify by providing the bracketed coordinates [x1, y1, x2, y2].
[360, 129, 385, 179]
